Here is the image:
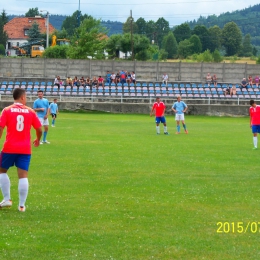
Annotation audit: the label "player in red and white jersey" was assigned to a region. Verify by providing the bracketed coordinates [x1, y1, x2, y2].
[0, 88, 42, 212]
[150, 97, 169, 135]
[249, 99, 260, 149]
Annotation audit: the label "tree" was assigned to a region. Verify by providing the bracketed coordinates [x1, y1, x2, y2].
[242, 34, 253, 57]
[27, 22, 43, 43]
[208, 25, 222, 52]
[145, 20, 156, 43]
[133, 34, 151, 61]
[192, 25, 210, 52]
[0, 10, 8, 24]
[62, 11, 92, 36]
[178, 39, 193, 58]
[173, 23, 191, 43]
[0, 44, 5, 55]
[25, 7, 40, 17]
[212, 49, 223, 62]
[155, 17, 170, 48]
[120, 33, 132, 58]
[67, 17, 107, 59]
[43, 45, 69, 59]
[162, 32, 178, 59]
[222, 22, 242, 56]
[136, 17, 146, 35]
[0, 10, 8, 47]
[123, 17, 138, 34]
[105, 34, 122, 58]
[189, 35, 202, 54]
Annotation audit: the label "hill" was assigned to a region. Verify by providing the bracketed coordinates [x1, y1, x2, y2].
[187, 4, 260, 46]
[8, 14, 123, 36]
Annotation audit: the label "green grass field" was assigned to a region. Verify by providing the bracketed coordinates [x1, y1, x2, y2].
[0, 112, 260, 260]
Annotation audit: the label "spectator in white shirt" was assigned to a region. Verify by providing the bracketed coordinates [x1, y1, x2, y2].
[162, 73, 168, 85]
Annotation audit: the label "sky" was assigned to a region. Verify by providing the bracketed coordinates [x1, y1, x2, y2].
[2, 0, 260, 27]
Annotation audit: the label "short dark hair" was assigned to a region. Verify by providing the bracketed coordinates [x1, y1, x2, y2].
[13, 88, 26, 100]
[250, 99, 255, 106]
[37, 90, 43, 94]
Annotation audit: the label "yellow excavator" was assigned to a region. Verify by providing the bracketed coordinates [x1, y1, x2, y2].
[51, 35, 70, 46]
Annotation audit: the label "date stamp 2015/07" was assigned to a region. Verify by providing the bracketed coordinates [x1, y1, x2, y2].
[217, 222, 260, 233]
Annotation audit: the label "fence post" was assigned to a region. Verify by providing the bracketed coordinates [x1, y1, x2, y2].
[178, 60, 181, 81]
[156, 60, 159, 81]
[21, 57, 24, 77]
[89, 60, 92, 79]
[222, 62, 225, 82]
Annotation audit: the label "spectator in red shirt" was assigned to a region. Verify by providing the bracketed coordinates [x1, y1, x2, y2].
[98, 76, 104, 88]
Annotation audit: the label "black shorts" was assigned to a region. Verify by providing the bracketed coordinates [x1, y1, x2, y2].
[51, 113, 57, 118]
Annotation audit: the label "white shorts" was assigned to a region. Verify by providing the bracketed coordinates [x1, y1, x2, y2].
[38, 117, 49, 126]
[175, 114, 185, 121]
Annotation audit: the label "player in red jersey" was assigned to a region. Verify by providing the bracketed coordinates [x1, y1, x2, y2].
[0, 88, 42, 212]
[249, 99, 260, 149]
[150, 97, 169, 135]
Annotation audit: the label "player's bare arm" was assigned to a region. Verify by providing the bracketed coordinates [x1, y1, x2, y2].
[0, 127, 4, 139]
[33, 127, 42, 147]
[34, 108, 45, 112]
[150, 108, 154, 117]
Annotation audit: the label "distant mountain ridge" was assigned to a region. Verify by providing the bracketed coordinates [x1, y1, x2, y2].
[187, 4, 260, 45]
[7, 3, 260, 41]
[7, 14, 123, 36]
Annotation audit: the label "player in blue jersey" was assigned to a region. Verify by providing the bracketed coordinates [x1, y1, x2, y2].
[33, 90, 50, 144]
[172, 96, 188, 134]
[49, 98, 59, 127]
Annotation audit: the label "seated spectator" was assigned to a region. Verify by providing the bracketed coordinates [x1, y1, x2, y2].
[162, 73, 168, 85]
[230, 85, 237, 96]
[206, 73, 212, 86]
[248, 75, 253, 87]
[212, 74, 217, 87]
[115, 72, 120, 84]
[120, 70, 126, 84]
[126, 71, 132, 84]
[224, 86, 231, 96]
[66, 76, 73, 86]
[85, 77, 91, 88]
[110, 72, 116, 84]
[240, 78, 248, 91]
[97, 76, 104, 88]
[80, 76, 85, 86]
[92, 76, 98, 87]
[254, 75, 259, 87]
[131, 71, 136, 84]
[54, 76, 63, 89]
[106, 71, 111, 84]
[73, 76, 79, 87]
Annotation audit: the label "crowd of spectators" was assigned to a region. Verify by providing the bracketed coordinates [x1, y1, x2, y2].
[54, 70, 136, 90]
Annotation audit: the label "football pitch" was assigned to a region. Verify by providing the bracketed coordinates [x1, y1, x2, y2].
[1, 112, 260, 260]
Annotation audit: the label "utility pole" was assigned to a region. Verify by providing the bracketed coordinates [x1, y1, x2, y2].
[130, 10, 134, 61]
[78, 0, 81, 27]
[40, 10, 49, 48]
[46, 11, 49, 48]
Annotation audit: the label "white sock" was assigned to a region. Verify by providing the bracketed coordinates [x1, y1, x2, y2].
[164, 126, 167, 133]
[156, 126, 160, 134]
[0, 173, 11, 201]
[18, 178, 29, 207]
[253, 137, 258, 148]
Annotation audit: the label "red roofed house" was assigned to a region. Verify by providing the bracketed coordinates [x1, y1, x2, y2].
[4, 16, 56, 56]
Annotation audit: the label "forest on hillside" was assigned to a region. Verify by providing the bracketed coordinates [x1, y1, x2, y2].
[8, 14, 123, 36]
[7, 3, 260, 41]
[188, 4, 260, 46]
